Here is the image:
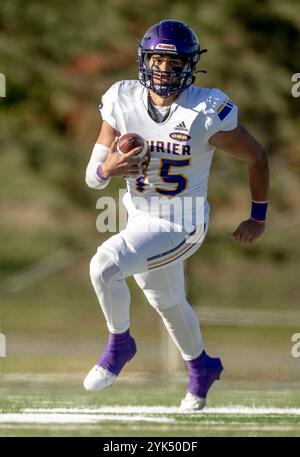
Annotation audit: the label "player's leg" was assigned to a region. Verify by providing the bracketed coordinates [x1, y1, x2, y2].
[84, 243, 136, 391]
[84, 215, 195, 391]
[134, 263, 204, 360]
[89, 217, 206, 335]
[84, 215, 209, 392]
[87, 214, 187, 336]
[134, 261, 223, 411]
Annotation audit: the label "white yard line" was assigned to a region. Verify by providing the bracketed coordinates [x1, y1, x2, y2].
[1, 405, 300, 425]
[0, 413, 174, 424]
[22, 405, 300, 415]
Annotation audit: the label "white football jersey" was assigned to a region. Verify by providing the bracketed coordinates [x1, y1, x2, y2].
[100, 80, 238, 224]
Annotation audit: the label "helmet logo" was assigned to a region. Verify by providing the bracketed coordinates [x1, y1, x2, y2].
[155, 43, 177, 51]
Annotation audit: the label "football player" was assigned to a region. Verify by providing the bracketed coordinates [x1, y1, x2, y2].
[84, 19, 269, 411]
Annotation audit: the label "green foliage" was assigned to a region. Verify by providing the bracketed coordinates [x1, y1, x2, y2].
[0, 1, 299, 284]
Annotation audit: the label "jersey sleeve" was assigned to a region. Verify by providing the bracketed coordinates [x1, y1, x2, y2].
[98, 81, 121, 131]
[204, 88, 238, 142]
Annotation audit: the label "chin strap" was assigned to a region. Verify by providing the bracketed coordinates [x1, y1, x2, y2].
[195, 48, 208, 74]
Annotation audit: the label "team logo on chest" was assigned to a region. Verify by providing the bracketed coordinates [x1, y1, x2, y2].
[170, 120, 191, 141]
[169, 132, 191, 142]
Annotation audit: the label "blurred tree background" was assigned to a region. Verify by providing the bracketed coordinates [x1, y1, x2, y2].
[0, 0, 299, 379]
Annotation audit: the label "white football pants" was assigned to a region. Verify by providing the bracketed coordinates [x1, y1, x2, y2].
[89, 212, 208, 361]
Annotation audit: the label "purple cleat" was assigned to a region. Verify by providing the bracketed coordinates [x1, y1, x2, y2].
[83, 329, 136, 391]
[179, 350, 224, 411]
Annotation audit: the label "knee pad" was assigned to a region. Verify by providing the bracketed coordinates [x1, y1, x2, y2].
[90, 247, 123, 288]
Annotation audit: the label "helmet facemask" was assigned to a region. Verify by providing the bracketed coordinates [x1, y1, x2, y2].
[138, 50, 199, 97]
[138, 19, 206, 97]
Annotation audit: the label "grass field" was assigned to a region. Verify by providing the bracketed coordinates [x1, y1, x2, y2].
[1, 375, 300, 437]
[1, 200, 299, 438]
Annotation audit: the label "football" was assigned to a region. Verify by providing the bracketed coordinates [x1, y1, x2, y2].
[117, 133, 148, 159]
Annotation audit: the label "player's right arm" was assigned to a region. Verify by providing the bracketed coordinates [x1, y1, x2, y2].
[85, 121, 148, 189]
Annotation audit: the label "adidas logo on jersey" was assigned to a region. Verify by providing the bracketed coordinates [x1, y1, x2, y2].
[174, 121, 188, 132]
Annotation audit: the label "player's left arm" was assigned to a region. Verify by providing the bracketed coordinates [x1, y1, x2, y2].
[209, 123, 269, 244]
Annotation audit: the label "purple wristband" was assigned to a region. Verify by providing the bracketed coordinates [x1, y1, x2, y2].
[251, 200, 268, 221]
[96, 164, 109, 181]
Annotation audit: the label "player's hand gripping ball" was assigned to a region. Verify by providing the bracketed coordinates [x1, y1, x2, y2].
[117, 133, 148, 159]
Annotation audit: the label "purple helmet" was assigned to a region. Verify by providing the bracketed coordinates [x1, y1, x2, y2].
[138, 19, 206, 97]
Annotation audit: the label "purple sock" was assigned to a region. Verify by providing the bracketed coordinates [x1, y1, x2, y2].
[97, 329, 136, 376]
[186, 350, 223, 398]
